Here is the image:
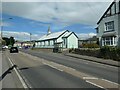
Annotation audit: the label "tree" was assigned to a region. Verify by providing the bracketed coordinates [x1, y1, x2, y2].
[2, 39, 6, 45]
[2, 37, 10, 46]
[9, 36, 15, 46]
[2, 37, 15, 46]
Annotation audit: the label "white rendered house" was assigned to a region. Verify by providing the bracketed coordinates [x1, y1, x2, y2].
[35, 29, 78, 49]
[97, 0, 120, 47]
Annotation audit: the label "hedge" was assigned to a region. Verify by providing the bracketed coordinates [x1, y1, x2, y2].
[69, 46, 120, 61]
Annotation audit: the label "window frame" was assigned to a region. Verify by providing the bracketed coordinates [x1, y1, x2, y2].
[102, 36, 116, 46]
[105, 21, 114, 32]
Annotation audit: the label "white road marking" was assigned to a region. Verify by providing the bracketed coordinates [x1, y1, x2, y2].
[7, 57, 28, 88]
[101, 79, 119, 85]
[43, 62, 64, 72]
[86, 80, 105, 89]
[83, 77, 98, 80]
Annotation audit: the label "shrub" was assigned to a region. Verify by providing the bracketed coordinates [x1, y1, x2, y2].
[70, 46, 120, 61]
[69, 48, 75, 53]
[100, 46, 120, 61]
[82, 43, 99, 48]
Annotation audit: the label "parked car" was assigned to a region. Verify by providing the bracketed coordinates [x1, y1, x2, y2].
[10, 47, 19, 53]
[2, 46, 8, 49]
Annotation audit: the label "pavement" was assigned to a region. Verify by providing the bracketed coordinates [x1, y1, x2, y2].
[64, 53, 120, 67]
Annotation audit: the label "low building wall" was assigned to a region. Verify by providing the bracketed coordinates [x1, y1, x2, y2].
[32, 48, 53, 52]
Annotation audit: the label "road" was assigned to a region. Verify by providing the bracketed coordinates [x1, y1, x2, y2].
[1, 51, 24, 88]
[2, 50, 119, 89]
[22, 50, 119, 84]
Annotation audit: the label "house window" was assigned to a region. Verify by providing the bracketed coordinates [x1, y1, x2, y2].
[44, 41, 45, 46]
[105, 21, 114, 31]
[40, 42, 41, 45]
[102, 36, 116, 46]
[48, 41, 50, 46]
[63, 39, 66, 45]
[50, 40, 53, 46]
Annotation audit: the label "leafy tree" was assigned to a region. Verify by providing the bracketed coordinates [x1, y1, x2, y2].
[2, 39, 6, 45]
[9, 36, 15, 46]
[2, 37, 15, 46]
[2, 37, 10, 46]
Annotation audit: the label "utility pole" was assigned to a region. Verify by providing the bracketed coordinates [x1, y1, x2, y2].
[30, 33, 32, 47]
[1, 18, 13, 37]
[1, 18, 13, 44]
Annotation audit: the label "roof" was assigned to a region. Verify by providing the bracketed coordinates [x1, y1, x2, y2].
[97, 0, 116, 24]
[62, 32, 78, 39]
[102, 31, 116, 37]
[39, 30, 68, 41]
[62, 32, 72, 38]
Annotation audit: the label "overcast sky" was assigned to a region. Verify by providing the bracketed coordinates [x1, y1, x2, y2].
[1, 0, 113, 41]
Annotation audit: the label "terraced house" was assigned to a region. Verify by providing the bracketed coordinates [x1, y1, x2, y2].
[35, 28, 78, 49]
[97, 0, 120, 47]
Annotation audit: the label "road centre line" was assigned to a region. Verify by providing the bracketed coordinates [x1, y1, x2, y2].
[86, 80, 105, 89]
[101, 79, 119, 85]
[7, 57, 28, 88]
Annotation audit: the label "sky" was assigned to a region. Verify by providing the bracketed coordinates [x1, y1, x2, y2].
[1, 0, 113, 41]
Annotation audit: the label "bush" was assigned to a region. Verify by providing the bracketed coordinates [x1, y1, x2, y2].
[69, 46, 120, 61]
[72, 48, 99, 57]
[82, 43, 99, 48]
[100, 46, 111, 59]
[69, 48, 75, 53]
[99, 46, 120, 61]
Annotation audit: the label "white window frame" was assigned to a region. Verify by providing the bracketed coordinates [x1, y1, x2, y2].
[102, 36, 116, 46]
[105, 21, 114, 31]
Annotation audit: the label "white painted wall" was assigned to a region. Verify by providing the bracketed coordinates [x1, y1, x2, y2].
[97, 1, 120, 47]
[97, 14, 119, 46]
[67, 33, 78, 48]
[35, 31, 78, 48]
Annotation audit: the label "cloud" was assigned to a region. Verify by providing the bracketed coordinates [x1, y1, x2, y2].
[2, 2, 112, 26]
[0, 22, 11, 26]
[2, 30, 96, 41]
[2, 31, 41, 41]
[78, 32, 96, 40]
[2, 0, 114, 2]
